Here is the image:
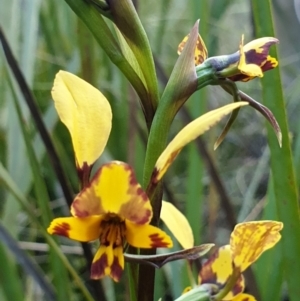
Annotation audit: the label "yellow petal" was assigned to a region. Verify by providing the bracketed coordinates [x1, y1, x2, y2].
[243, 37, 279, 54]
[125, 220, 173, 248]
[160, 200, 194, 249]
[47, 216, 102, 242]
[178, 33, 208, 65]
[152, 102, 248, 183]
[199, 246, 245, 300]
[230, 221, 283, 271]
[199, 245, 233, 286]
[90, 244, 124, 281]
[51, 71, 112, 168]
[238, 35, 263, 78]
[232, 293, 257, 301]
[71, 161, 153, 224]
[261, 55, 278, 71]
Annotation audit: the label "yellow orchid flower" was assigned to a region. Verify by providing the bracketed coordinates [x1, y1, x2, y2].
[178, 33, 278, 82]
[198, 221, 283, 301]
[217, 35, 278, 82]
[48, 71, 172, 281]
[48, 161, 172, 281]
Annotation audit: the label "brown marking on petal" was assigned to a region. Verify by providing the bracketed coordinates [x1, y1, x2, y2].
[261, 56, 278, 72]
[198, 249, 220, 285]
[231, 274, 245, 296]
[137, 187, 148, 201]
[120, 200, 152, 224]
[149, 233, 170, 248]
[129, 174, 138, 186]
[244, 38, 277, 65]
[231, 221, 283, 270]
[118, 168, 152, 223]
[245, 49, 268, 67]
[150, 167, 159, 184]
[71, 167, 105, 217]
[178, 33, 208, 66]
[52, 222, 70, 237]
[110, 256, 123, 282]
[125, 164, 149, 202]
[153, 148, 182, 184]
[90, 253, 108, 279]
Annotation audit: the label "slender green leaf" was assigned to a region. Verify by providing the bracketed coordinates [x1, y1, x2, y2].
[252, 2, 300, 301]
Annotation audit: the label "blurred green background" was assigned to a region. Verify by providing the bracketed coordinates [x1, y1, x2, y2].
[0, 0, 300, 300]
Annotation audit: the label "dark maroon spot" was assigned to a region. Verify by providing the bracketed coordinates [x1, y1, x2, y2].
[136, 187, 148, 201]
[77, 162, 92, 189]
[150, 168, 159, 184]
[261, 59, 277, 72]
[149, 233, 170, 248]
[90, 253, 108, 279]
[52, 222, 70, 237]
[245, 49, 265, 65]
[199, 248, 225, 285]
[110, 256, 123, 282]
[129, 172, 138, 186]
[231, 274, 244, 296]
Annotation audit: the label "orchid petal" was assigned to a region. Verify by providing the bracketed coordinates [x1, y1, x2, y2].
[178, 33, 208, 65]
[152, 102, 248, 183]
[230, 221, 283, 272]
[199, 245, 234, 286]
[199, 245, 245, 300]
[238, 35, 263, 78]
[160, 201, 194, 249]
[125, 220, 173, 248]
[243, 37, 279, 57]
[91, 244, 124, 282]
[47, 216, 102, 242]
[71, 161, 152, 224]
[52, 71, 112, 169]
[232, 293, 257, 301]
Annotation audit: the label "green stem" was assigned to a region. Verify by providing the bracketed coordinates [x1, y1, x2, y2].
[138, 62, 215, 301]
[214, 268, 241, 301]
[143, 62, 215, 192]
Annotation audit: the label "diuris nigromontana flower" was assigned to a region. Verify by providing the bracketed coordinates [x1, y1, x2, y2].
[47, 71, 172, 281]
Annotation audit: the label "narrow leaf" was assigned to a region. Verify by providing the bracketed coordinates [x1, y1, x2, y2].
[0, 222, 56, 301]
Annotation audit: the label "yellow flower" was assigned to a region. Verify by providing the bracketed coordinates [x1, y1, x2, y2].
[198, 221, 283, 301]
[178, 33, 278, 82]
[216, 35, 279, 82]
[48, 161, 172, 281]
[47, 71, 172, 281]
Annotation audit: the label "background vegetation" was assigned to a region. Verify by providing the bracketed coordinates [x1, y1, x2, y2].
[0, 0, 300, 300]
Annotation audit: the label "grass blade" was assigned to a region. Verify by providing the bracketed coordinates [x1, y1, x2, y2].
[252, 1, 300, 300]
